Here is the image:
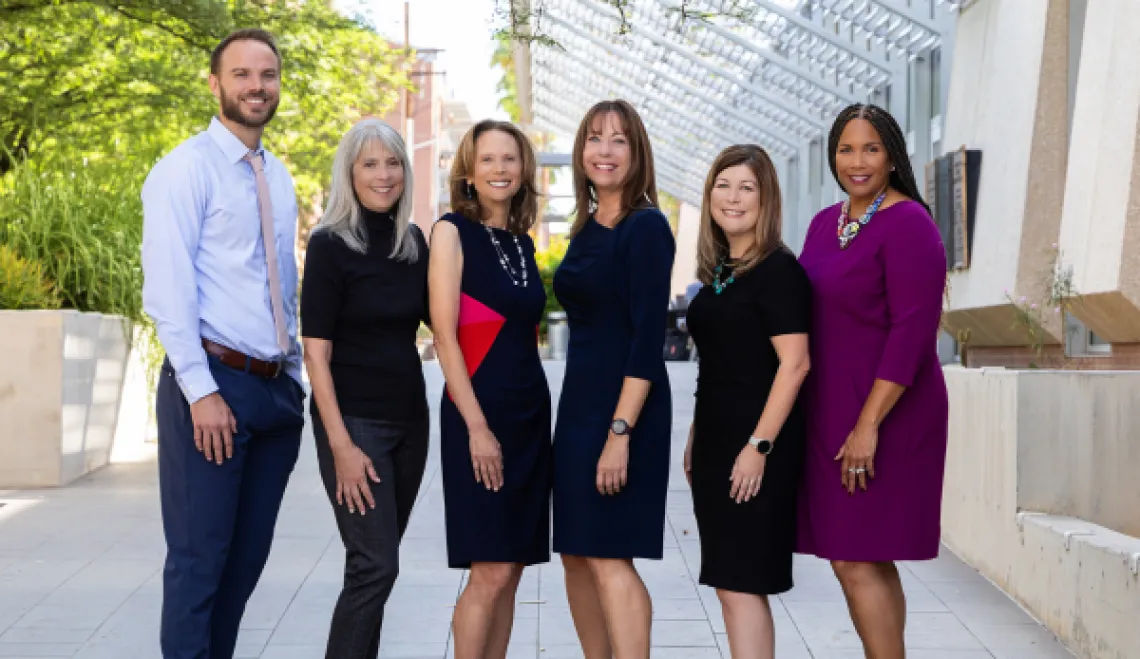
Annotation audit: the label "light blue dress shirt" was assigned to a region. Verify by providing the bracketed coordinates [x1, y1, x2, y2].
[142, 117, 302, 404]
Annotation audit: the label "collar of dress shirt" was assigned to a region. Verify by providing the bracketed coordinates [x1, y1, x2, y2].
[207, 116, 264, 165]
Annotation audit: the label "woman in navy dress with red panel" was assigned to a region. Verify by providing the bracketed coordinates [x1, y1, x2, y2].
[428, 119, 550, 659]
[552, 99, 676, 659]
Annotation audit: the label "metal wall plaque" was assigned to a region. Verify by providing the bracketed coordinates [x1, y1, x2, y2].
[926, 146, 982, 271]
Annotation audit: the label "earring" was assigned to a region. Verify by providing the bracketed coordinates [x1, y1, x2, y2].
[643, 191, 653, 205]
[466, 182, 474, 199]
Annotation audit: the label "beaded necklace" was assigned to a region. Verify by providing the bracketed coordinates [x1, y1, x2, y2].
[712, 258, 736, 295]
[836, 189, 888, 249]
[484, 225, 528, 287]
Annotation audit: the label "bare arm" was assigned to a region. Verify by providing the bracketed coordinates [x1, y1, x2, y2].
[299, 234, 379, 513]
[728, 333, 811, 503]
[428, 221, 502, 490]
[840, 207, 946, 493]
[728, 252, 814, 503]
[750, 333, 811, 442]
[612, 378, 651, 430]
[855, 380, 906, 431]
[303, 338, 351, 450]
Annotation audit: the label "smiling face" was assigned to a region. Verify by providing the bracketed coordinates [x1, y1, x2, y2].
[209, 39, 280, 129]
[582, 111, 631, 194]
[834, 118, 892, 200]
[710, 163, 761, 240]
[352, 139, 404, 213]
[469, 128, 523, 206]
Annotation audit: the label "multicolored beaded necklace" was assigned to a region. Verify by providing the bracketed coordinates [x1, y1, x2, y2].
[712, 258, 736, 294]
[836, 188, 888, 249]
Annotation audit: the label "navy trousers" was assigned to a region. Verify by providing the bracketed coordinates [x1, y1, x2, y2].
[157, 354, 304, 659]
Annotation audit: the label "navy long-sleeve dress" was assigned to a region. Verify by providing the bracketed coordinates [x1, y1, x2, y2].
[552, 207, 677, 559]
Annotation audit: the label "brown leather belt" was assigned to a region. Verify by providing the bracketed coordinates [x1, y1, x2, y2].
[202, 338, 283, 378]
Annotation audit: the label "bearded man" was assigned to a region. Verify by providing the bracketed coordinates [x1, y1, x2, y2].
[141, 28, 305, 658]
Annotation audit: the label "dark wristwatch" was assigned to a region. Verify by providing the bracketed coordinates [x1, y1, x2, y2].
[748, 436, 774, 455]
[610, 419, 632, 436]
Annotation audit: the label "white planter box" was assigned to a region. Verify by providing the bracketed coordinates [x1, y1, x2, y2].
[0, 310, 141, 487]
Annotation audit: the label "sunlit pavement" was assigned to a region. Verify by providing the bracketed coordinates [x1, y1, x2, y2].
[0, 363, 1073, 658]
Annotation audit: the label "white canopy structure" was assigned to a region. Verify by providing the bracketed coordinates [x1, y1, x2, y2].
[523, 0, 973, 213]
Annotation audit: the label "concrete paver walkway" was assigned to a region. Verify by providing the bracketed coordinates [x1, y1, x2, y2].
[0, 363, 1074, 658]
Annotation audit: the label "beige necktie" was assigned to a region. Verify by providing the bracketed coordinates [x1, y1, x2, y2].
[244, 151, 290, 355]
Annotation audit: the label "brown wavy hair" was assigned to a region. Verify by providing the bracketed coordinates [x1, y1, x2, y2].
[570, 100, 657, 235]
[696, 145, 786, 285]
[448, 119, 539, 235]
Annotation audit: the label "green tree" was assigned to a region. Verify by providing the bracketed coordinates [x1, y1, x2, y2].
[0, 0, 410, 215]
[491, 31, 522, 123]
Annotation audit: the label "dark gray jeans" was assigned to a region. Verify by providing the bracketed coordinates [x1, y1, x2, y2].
[312, 410, 429, 659]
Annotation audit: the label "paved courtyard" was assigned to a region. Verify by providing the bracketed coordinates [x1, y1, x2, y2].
[0, 363, 1074, 658]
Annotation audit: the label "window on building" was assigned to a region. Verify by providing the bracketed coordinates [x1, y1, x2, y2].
[1064, 312, 1111, 356]
[930, 47, 942, 114]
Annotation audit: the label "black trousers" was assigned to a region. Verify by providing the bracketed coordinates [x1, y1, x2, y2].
[312, 408, 429, 659]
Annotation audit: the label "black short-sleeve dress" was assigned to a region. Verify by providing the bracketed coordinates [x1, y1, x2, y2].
[685, 248, 812, 595]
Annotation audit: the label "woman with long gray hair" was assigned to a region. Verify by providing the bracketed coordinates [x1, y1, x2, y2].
[300, 117, 430, 658]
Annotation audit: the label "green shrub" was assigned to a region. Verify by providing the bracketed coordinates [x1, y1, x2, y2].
[0, 244, 61, 310]
[0, 156, 144, 322]
[535, 236, 568, 340]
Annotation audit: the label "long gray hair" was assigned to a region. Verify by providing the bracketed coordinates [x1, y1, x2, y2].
[313, 118, 418, 261]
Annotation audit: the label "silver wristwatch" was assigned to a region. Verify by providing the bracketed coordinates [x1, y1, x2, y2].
[748, 436, 774, 455]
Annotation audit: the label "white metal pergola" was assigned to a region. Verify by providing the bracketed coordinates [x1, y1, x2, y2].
[524, 0, 973, 226]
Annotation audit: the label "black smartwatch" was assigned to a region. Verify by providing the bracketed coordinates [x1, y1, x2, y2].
[748, 436, 774, 455]
[610, 419, 632, 436]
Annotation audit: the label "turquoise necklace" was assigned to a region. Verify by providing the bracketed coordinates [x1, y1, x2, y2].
[712, 258, 736, 294]
[837, 188, 888, 249]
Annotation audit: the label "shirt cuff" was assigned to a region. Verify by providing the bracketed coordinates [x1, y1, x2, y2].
[176, 362, 219, 404]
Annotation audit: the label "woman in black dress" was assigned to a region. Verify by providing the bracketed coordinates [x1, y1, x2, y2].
[428, 120, 550, 659]
[684, 145, 812, 659]
[301, 118, 430, 658]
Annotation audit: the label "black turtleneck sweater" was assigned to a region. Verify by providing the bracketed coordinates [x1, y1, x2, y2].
[300, 208, 430, 421]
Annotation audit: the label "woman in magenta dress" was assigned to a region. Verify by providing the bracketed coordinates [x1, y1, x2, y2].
[797, 103, 948, 658]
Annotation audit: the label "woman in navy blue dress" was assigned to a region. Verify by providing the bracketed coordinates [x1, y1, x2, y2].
[553, 100, 676, 659]
[428, 120, 550, 659]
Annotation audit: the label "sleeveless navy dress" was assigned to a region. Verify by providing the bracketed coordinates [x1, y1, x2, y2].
[552, 208, 676, 559]
[437, 212, 551, 569]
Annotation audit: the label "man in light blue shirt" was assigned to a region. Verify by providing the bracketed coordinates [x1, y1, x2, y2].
[141, 28, 305, 659]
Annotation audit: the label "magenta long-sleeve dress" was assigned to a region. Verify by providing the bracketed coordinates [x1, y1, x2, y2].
[796, 199, 949, 561]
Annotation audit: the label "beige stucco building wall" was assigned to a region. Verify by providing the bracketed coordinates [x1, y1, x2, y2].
[941, 368, 1140, 659]
[940, 0, 1070, 347]
[0, 311, 134, 487]
[1058, 1, 1140, 342]
[670, 202, 701, 301]
[937, 4, 1140, 658]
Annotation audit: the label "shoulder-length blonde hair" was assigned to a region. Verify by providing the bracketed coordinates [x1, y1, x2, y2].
[696, 145, 785, 285]
[312, 118, 418, 261]
[570, 100, 657, 235]
[448, 119, 539, 235]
